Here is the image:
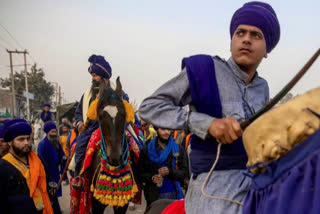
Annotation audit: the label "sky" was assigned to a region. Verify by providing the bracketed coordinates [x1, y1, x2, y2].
[0, 0, 319, 108]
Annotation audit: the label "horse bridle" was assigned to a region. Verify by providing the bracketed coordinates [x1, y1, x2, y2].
[98, 121, 130, 169]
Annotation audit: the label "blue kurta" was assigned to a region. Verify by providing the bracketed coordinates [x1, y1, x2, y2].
[37, 136, 64, 197]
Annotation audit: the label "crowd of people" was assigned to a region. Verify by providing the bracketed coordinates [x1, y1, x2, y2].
[0, 1, 284, 213]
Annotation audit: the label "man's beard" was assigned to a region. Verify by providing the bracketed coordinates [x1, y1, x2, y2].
[158, 135, 170, 144]
[48, 134, 58, 142]
[48, 134, 59, 150]
[91, 80, 103, 98]
[12, 143, 31, 158]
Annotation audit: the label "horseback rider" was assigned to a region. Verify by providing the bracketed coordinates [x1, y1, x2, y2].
[139, 1, 280, 213]
[74, 54, 129, 178]
[41, 104, 55, 123]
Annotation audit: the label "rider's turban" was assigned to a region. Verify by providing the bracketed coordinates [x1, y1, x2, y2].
[43, 103, 51, 108]
[88, 55, 112, 79]
[230, 1, 280, 53]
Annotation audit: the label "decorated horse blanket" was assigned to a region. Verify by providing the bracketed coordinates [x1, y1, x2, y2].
[70, 127, 142, 213]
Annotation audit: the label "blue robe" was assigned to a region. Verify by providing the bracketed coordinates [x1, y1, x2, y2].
[40, 111, 53, 123]
[37, 136, 64, 197]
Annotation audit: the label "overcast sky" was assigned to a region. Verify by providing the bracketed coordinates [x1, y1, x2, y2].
[0, 0, 319, 108]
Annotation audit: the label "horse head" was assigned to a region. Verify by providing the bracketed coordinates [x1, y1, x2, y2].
[97, 77, 126, 167]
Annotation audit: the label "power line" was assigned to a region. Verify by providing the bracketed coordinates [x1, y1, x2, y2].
[0, 22, 25, 50]
[0, 64, 32, 68]
[0, 22, 35, 65]
[0, 34, 15, 49]
[0, 21, 42, 74]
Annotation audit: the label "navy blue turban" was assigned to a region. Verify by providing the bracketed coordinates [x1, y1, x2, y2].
[88, 55, 112, 79]
[3, 119, 32, 142]
[0, 125, 5, 139]
[43, 103, 51, 108]
[44, 122, 56, 134]
[230, 1, 280, 53]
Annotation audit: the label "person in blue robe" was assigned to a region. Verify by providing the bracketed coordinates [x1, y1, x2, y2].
[40, 103, 54, 123]
[37, 122, 64, 214]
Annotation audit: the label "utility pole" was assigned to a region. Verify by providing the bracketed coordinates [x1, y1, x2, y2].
[59, 86, 62, 106]
[23, 51, 30, 121]
[6, 49, 30, 120]
[6, 50, 16, 117]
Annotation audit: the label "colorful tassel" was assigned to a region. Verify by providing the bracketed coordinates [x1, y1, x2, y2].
[92, 162, 137, 207]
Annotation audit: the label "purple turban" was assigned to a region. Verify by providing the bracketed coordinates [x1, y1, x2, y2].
[230, 1, 280, 53]
[43, 103, 51, 108]
[3, 119, 32, 142]
[88, 55, 112, 79]
[44, 122, 57, 134]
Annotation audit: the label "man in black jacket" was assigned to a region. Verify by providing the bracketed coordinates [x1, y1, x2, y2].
[138, 127, 188, 207]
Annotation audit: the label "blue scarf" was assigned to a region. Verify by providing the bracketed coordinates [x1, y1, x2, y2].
[148, 137, 184, 199]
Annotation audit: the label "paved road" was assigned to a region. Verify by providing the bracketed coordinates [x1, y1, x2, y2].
[58, 181, 146, 214]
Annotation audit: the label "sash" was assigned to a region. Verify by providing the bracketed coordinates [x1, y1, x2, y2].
[2, 152, 53, 214]
[82, 88, 92, 124]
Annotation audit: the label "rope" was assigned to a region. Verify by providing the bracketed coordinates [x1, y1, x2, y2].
[98, 121, 108, 160]
[200, 143, 243, 206]
[91, 163, 101, 191]
[129, 164, 137, 186]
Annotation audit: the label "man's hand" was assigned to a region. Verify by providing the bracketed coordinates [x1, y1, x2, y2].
[152, 175, 163, 184]
[159, 167, 169, 176]
[78, 122, 85, 134]
[208, 118, 242, 144]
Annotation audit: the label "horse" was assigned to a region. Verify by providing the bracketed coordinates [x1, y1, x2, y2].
[32, 118, 45, 150]
[76, 77, 137, 214]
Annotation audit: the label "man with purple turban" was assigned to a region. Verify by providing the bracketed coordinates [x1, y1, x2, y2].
[73, 55, 130, 179]
[37, 121, 64, 214]
[139, 1, 280, 213]
[0, 119, 53, 213]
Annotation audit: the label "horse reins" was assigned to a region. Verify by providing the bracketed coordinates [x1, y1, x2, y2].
[98, 121, 130, 167]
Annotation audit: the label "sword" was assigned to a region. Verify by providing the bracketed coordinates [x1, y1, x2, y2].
[240, 48, 320, 130]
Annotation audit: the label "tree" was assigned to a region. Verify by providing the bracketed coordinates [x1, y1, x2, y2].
[0, 63, 55, 113]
